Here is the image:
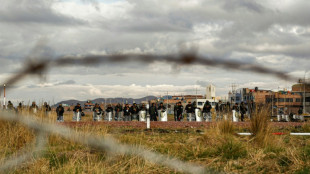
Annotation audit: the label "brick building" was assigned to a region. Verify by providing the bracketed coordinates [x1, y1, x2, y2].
[291, 83, 310, 113]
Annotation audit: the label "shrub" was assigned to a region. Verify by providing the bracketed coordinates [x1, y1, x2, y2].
[249, 105, 271, 146]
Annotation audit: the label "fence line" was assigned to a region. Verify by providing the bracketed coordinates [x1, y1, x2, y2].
[0, 110, 214, 174]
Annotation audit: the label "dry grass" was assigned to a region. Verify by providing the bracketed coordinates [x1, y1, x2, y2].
[0, 110, 309, 174]
[249, 105, 272, 147]
[217, 120, 235, 135]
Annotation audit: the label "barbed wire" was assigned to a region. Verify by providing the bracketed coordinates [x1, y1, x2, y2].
[0, 110, 215, 174]
[3, 53, 307, 89]
[0, 131, 47, 171]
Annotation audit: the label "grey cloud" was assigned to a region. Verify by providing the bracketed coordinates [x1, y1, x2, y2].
[82, 0, 100, 11]
[196, 80, 210, 87]
[56, 80, 76, 86]
[0, 0, 84, 25]
[1, 0, 310, 102]
[222, 0, 266, 13]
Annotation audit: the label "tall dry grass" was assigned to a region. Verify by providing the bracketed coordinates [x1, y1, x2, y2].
[0, 108, 309, 173]
[249, 105, 272, 146]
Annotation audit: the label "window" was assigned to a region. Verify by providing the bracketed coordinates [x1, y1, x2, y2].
[285, 98, 293, 102]
[198, 102, 204, 106]
[296, 98, 301, 102]
[278, 98, 284, 102]
[306, 97, 310, 102]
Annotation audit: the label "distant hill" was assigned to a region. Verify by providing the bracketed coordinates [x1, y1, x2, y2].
[54, 96, 157, 107]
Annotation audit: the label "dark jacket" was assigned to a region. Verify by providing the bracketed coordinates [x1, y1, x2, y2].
[73, 106, 82, 112]
[232, 105, 239, 112]
[93, 106, 103, 114]
[115, 105, 123, 112]
[240, 105, 247, 114]
[149, 105, 158, 116]
[130, 105, 139, 115]
[203, 103, 212, 113]
[185, 104, 194, 113]
[56, 106, 64, 116]
[176, 105, 183, 117]
[106, 106, 114, 113]
[43, 104, 51, 112]
[123, 106, 131, 116]
[157, 105, 166, 111]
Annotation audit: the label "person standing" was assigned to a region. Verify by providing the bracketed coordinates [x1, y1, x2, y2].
[43, 102, 52, 116]
[240, 102, 247, 122]
[173, 103, 178, 121]
[149, 103, 158, 121]
[105, 104, 114, 121]
[176, 102, 184, 121]
[73, 103, 82, 121]
[130, 103, 139, 121]
[7, 101, 14, 111]
[29, 101, 38, 114]
[56, 104, 65, 122]
[215, 100, 223, 121]
[123, 104, 131, 121]
[185, 101, 195, 121]
[203, 100, 212, 122]
[93, 103, 103, 121]
[232, 103, 240, 122]
[17, 102, 23, 113]
[114, 103, 123, 121]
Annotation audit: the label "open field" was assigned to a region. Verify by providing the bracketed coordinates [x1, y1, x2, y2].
[0, 110, 310, 174]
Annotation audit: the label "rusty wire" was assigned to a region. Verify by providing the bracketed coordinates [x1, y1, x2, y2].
[3, 53, 305, 89]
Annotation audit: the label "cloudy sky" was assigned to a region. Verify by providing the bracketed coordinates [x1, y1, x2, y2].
[0, 0, 310, 105]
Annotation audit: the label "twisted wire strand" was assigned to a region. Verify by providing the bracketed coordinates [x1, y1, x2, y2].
[3, 53, 306, 89]
[0, 130, 47, 171]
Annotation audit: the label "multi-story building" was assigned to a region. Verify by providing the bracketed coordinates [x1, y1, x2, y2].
[291, 83, 310, 113]
[228, 87, 272, 105]
[266, 91, 302, 114]
[228, 87, 303, 114]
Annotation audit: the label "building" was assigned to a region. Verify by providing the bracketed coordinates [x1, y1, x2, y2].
[206, 84, 216, 99]
[228, 86, 303, 114]
[266, 91, 302, 114]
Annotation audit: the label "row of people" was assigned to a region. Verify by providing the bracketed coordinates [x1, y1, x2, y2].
[64, 101, 247, 122]
[4, 101, 52, 115]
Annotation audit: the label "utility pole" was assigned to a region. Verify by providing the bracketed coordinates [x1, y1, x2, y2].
[303, 73, 306, 114]
[3, 84, 6, 109]
[167, 91, 169, 112]
[271, 91, 273, 117]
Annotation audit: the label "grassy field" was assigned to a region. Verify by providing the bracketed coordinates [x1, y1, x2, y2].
[0, 109, 309, 174]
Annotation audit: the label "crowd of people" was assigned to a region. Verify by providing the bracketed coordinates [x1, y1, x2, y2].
[4, 101, 52, 115]
[5, 99, 304, 122]
[55, 100, 253, 122]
